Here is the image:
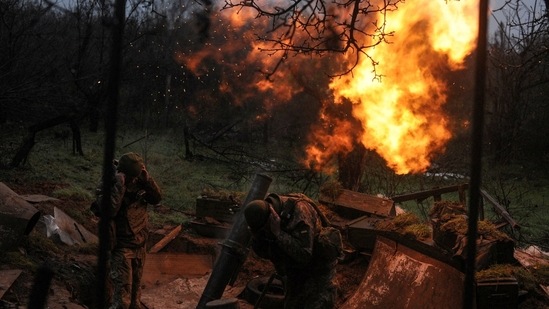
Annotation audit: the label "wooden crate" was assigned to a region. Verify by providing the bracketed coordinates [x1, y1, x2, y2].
[195, 197, 239, 222]
[346, 217, 388, 251]
[476, 277, 518, 309]
[431, 218, 458, 252]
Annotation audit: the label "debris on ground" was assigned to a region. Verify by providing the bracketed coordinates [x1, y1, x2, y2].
[0, 182, 548, 308]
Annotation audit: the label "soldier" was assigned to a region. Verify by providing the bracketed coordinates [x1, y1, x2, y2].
[244, 193, 339, 309]
[94, 152, 162, 309]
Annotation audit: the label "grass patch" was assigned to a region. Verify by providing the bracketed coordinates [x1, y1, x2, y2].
[476, 263, 549, 293]
[374, 212, 432, 241]
[70, 242, 99, 255]
[149, 211, 190, 227]
[52, 185, 93, 200]
[0, 124, 547, 249]
[0, 251, 37, 271]
[0, 232, 64, 271]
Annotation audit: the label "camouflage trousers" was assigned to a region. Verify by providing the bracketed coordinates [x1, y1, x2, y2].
[109, 247, 146, 309]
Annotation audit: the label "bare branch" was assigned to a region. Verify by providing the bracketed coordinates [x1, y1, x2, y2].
[222, 0, 403, 77]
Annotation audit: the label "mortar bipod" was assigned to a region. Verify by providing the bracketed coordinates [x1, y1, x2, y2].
[255, 273, 285, 309]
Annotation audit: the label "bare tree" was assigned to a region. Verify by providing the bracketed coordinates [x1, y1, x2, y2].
[222, 0, 403, 77]
[486, 0, 549, 164]
[0, 0, 70, 122]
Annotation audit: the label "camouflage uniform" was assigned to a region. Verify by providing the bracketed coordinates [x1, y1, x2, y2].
[98, 154, 162, 309]
[250, 199, 337, 309]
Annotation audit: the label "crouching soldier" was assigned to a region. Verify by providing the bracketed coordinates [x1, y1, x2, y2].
[244, 193, 342, 309]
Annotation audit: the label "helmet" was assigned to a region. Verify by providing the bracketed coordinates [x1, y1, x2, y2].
[244, 200, 270, 231]
[265, 193, 282, 214]
[117, 152, 144, 179]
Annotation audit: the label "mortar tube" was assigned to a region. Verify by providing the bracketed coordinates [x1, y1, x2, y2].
[197, 173, 272, 309]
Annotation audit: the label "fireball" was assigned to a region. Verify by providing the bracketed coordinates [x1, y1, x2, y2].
[314, 0, 479, 174]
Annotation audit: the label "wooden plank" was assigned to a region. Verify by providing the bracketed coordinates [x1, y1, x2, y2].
[319, 189, 395, 218]
[0, 182, 42, 249]
[480, 189, 520, 230]
[513, 248, 549, 299]
[390, 184, 469, 203]
[513, 248, 549, 268]
[149, 225, 182, 253]
[53, 207, 98, 245]
[142, 253, 213, 286]
[0, 269, 22, 299]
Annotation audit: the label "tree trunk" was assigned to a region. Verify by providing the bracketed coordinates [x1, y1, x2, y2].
[89, 104, 100, 133]
[337, 143, 367, 191]
[183, 122, 193, 160]
[70, 119, 84, 155]
[10, 114, 84, 167]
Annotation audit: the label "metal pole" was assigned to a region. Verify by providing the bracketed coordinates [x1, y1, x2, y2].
[97, 0, 126, 307]
[463, 0, 489, 307]
[197, 173, 272, 308]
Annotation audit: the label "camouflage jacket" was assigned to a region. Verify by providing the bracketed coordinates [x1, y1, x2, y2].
[96, 172, 162, 249]
[250, 199, 325, 275]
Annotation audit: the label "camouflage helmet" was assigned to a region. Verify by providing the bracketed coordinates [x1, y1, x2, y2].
[117, 152, 144, 179]
[244, 200, 270, 231]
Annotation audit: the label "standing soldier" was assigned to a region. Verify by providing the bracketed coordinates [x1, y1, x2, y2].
[94, 152, 162, 309]
[244, 193, 340, 309]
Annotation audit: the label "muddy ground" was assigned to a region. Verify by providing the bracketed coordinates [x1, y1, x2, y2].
[3, 181, 548, 309]
[0, 182, 369, 309]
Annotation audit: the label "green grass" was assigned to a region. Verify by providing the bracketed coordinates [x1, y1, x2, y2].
[52, 185, 94, 201]
[0, 123, 547, 249]
[149, 210, 190, 226]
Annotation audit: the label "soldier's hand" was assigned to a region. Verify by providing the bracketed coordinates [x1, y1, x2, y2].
[115, 171, 126, 185]
[269, 206, 281, 237]
[139, 168, 149, 182]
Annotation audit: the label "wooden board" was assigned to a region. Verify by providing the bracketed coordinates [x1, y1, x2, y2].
[53, 207, 98, 245]
[514, 247, 549, 268]
[513, 247, 549, 299]
[0, 182, 42, 249]
[319, 189, 395, 219]
[0, 269, 22, 299]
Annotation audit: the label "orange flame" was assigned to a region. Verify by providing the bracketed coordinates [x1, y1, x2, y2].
[318, 0, 479, 174]
[305, 115, 357, 172]
[174, 1, 479, 175]
[174, 7, 303, 108]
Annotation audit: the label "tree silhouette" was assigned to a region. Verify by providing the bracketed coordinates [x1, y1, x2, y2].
[222, 0, 403, 77]
[486, 0, 549, 164]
